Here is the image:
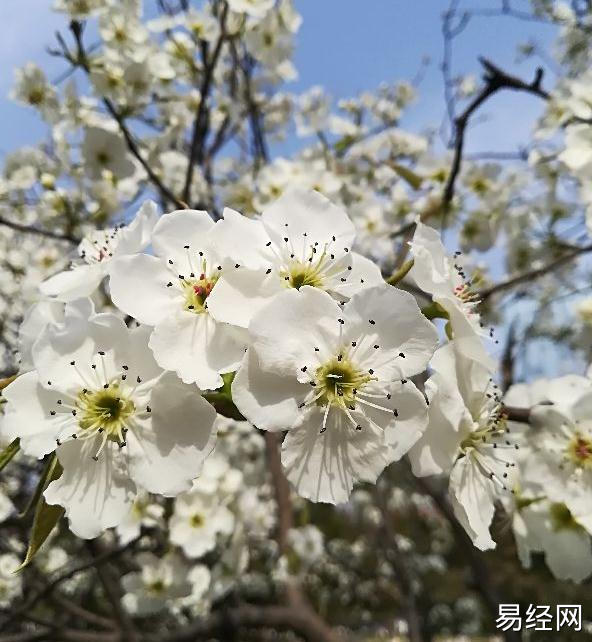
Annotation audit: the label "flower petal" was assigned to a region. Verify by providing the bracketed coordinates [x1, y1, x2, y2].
[109, 254, 181, 326]
[44, 440, 136, 539]
[40, 264, 104, 302]
[126, 373, 217, 495]
[149, 312, 246, 389]
[261, 189, 355, 263]
[232, 349, 305, 431]
[281, 408, 389, 504]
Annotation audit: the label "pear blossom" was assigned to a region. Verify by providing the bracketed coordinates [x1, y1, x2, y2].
[233, 285, 437, 504]
[109, 207, 247, 389]
[81, 126, 136, 180]
[509, 494, 592, 583]
[207, 189, 384, 329]
[0, 488, 15, 524]
[227, 0, 275, 20]
[408, 343, 518, 550]
[0, 554, 22, 608]
[1, 308, 216, 538]
[122, 552, 191, 615]
[116, 492, 165, 545]
[40, 201, 158, 302]
[11, 63, 59, 122]
[169, 489, 235, 558]
[523, 375, 592, 532]
[409, 221, 495, 369]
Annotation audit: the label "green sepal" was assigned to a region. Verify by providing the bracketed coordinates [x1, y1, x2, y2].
[386, 259, 414, 286]
[421, 301, 449, 321]
[390, 162, 423, 190]
[445, 320, 453, 340]
[334, 135, 356, 155]
[17, 457, 64, 571]
[0, 439, 20, 473]
[203, 372, 245, 421]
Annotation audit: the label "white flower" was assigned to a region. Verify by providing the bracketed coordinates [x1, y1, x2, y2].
[18, 299, 66, 372]
[207, 189, 384, 329]
[288, 525, 324, 564]
[227, 0, 274, 20]
[0, 488, 14, 524]
[169, 490, 235, 558]
[11, 63, 59, 121]
[524, 375, 592, 532]
[408, 343, 518, 550]
[559, 124, 592, 175]
[109, 208, 247, 389]
[233, 285, 437, 504]
[510, 496, 592, 583]
[409, 221, 495, 369]
[0, 554, 21, 608]
[237, 488, 275, 536]
[122, 552, 191, 615]
[1, 308, 216, 539]
[40, 201, 158, 302]
[81, 126, 136, 180]
[192, 450, 243, 499]
[116, 492, 165, 545]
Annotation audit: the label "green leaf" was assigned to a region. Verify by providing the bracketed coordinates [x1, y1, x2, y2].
[334, 135, 356, 154]
[390, 162, 423, 190]
[18, 458, 64, 571]
[19, 454, 61, 520]
[0, 439, 20, 473]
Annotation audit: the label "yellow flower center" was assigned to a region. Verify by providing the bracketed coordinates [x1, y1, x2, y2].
[315, 357, 373, 408]
[566, 433, 592, 469]
[78, 384, 135, 442]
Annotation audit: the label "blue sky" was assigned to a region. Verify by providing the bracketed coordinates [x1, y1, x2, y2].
[0, 0, 558, 158]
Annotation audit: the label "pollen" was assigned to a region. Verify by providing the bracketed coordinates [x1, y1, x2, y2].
[182, 274, 218, 313]
[315, 357, 373, 407]
[78, 384, 135, 443]
[565, 433, 592, 469]
[280, 262, 324, 290]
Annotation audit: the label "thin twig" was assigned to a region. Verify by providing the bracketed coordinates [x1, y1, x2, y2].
[478, 243, 592, 301]
[443, 57, 549, 206]
[0, 216, 79, 244]
[182, 4, 228, 204]
[68, 22, 185, 209]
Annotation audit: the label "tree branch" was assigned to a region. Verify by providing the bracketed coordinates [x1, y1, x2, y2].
[443, 57, 549, 206]
[85, 541, 138, 642]
[68, 22, 185, 210]
[478, 243, 592, 301]
[182, 4, 228, 205]
[0, 216, 79, 244]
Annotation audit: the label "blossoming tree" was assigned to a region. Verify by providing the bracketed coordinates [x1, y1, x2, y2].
[1, 1, 592, 640]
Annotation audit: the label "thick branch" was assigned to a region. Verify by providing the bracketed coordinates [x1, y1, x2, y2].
[152, 604, 340, 642]
[264, 432, 293, 554]
[443, 57, 549, 206]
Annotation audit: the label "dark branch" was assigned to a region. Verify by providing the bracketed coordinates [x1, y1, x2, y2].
[0, 216, 79, 244]
[478, 243, 592, 301]
[443, 57, 549, 206]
